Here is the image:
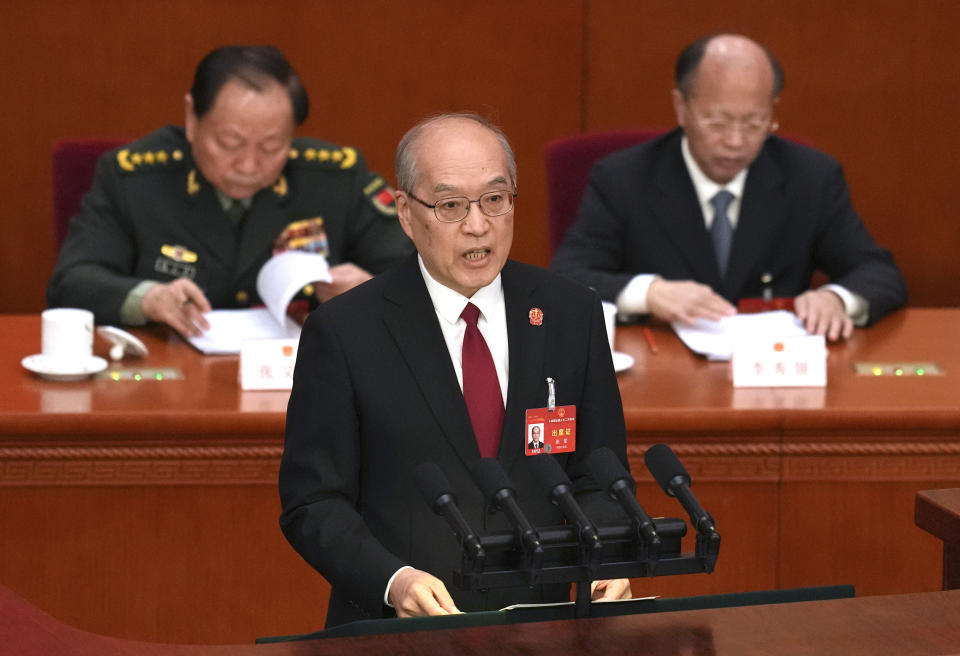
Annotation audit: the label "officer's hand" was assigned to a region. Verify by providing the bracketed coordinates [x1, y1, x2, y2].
[646, 279, 737, 324]
[141, 278, 212, 337]
[388, 568, 460, 618]
[794, 289, 853, 341]
[313, 263, 373, 303]
[591, 578, 633, 601]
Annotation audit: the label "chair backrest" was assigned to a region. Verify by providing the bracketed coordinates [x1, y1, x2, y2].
[51, 139, 126, 252]
[544, 129, 663, 253]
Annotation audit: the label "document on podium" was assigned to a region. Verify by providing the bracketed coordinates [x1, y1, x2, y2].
[499, 596, 658, 611]
[671, 310, 808, 361]
[187, 251, 331, 354]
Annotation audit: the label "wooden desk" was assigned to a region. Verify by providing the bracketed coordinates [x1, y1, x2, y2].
[3, 583, 960, 656]
[0, 317, 321, 644]
[2, 309, 959, 643]
[916, 488, 960, 589]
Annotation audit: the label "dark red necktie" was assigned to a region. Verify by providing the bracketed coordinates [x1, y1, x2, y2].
[460, 302, 504, 458]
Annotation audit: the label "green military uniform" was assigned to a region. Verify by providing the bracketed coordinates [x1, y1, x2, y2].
[47, 125, 414, 325]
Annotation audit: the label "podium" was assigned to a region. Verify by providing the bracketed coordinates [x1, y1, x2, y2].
[258, 585, 854, 642]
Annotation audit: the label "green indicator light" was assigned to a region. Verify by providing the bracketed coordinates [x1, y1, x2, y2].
[154, 372, 164, 381]
[894, 369, 903, 376]
[133, 374, 142, 381]
[916, 368, 925, 376]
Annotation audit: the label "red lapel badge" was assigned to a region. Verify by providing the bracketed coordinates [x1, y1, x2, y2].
[529, 307, 543, 326]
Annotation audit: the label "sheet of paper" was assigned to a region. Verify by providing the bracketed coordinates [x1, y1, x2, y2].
[257, 251, 332, 327]
[500, 596, 658, 611]
[671, 310, 808, 361]
[187, 308, 301, 355]
[186, 251, 330, 355]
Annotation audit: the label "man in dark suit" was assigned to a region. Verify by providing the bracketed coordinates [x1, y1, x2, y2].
[280, 113, 631, 627]
[551, 34, 906, 341]
[528, 425, 544, 450]
[47, 46, 412, 336]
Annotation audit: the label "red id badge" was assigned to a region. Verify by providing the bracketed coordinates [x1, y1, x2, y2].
[525, 405, 576, 455]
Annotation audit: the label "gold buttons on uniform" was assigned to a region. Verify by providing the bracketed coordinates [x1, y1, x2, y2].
[236, 290, 248, 304]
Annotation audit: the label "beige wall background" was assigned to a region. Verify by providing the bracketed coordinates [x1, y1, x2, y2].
[1, 0, 957, 313]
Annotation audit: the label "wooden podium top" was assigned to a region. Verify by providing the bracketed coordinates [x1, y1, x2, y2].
[3, 582, 960, 655]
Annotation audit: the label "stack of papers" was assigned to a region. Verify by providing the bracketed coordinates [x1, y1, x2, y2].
[187, 251, 331, 354]
[671, 310, 808, 361]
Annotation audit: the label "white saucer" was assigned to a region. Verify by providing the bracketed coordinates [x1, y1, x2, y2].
[22, 354, 108, 382]
[612, 351, 635, 373]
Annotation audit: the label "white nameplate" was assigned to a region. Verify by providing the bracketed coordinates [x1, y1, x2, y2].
[732, 335, 826, 388]
[239, 338, 299, 390]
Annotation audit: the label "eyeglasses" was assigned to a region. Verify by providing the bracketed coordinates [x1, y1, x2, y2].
[408, 189, 517, 223]
[687, 103, 778, 139]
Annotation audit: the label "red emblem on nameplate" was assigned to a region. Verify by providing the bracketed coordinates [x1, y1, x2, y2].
[529, 307, 543, 326]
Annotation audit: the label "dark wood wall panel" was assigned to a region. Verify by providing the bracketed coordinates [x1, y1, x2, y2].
[584, 0, 960, 306]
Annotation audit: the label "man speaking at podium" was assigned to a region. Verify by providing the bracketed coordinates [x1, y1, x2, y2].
[280, 113, 631, 626]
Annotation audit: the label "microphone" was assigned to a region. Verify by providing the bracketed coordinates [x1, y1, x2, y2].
[527, 454, 601, 548]
[415, 462, 485, 561]
[587, 447, 661, 552]
[644, 444, 716, 535]
[472, 458, 543, 555]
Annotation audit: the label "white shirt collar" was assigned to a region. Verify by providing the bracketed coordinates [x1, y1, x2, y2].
[417, 255, 504, 326]
[681, 136, 749, 207]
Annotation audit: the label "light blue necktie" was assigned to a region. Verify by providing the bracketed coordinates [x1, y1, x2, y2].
[710, 190, 735, 276]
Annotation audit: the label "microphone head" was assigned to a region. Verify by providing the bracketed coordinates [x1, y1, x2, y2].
[587, 447, 636, 494]
[415, 462, 456, 509]
[527, 453, 572, 493]
[644, 443, 691, 495]
[472, 458, 515, 502]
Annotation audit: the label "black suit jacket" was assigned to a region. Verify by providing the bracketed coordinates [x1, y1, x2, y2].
[279, 255, 628, 626]
[550, 129, 906, 324]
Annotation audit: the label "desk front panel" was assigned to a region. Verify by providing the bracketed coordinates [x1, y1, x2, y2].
[2, 310, 958, 641]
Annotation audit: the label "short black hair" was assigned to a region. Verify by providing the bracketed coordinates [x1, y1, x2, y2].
[675, 34, 785, 99]
[190, 45, 309, 125]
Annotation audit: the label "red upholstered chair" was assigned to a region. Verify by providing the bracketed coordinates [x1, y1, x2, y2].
[51, 139, 126, 252]
[544, 129, 663, 253]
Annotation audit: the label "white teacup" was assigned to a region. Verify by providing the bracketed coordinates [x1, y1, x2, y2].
[41, 308, 94, 364]
[601, 301, 617, 353]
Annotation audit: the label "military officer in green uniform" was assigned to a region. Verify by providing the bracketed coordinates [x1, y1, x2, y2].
[47, 45, 413, 336]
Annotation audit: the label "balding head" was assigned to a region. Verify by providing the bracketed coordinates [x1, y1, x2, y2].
[676, 34, 783, 101]
[395, 112, 517, 194]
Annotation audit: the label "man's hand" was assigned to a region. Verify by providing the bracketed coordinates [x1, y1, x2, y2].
[590, 578, 632, 601]
[646, 278, 737, 324]
[313, 263, 373, 303]
[141, 278, 212, 337]
[388, 568, 460, 618]
[794, 289, 853, 341]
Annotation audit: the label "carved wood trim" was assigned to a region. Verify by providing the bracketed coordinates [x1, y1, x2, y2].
[0, 446, 283, 485]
